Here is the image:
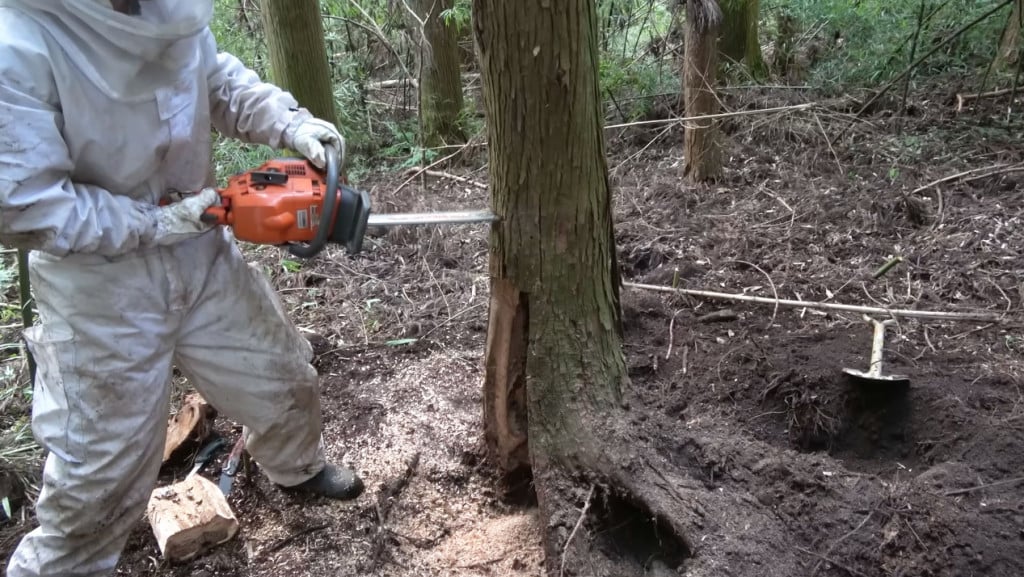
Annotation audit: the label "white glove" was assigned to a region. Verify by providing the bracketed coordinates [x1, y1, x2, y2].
[285, 116, 345, 170]
[152, 187, 220, 246]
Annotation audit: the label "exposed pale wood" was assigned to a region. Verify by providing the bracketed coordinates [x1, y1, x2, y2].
[162, 394, 215, 463]
[146, 474, 239, 563]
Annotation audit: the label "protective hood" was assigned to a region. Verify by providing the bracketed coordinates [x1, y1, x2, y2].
[0, 0, 214, 102]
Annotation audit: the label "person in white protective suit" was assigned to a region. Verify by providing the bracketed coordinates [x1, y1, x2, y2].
[0, 1, 366, 575]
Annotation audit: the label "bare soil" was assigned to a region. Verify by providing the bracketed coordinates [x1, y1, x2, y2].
[3, 88, 1023, 577]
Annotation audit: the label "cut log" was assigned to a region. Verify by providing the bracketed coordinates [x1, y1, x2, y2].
[162, 394, 216, 463]
[146, 474, 239, 563]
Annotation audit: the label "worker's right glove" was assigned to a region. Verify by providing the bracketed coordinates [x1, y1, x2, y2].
[152, 187, 221, 246]
[284, 115, 345, 170]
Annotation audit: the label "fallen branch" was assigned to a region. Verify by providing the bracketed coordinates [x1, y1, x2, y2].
[944, 475, 1024, 496]
[367, 78, 419, 90]
[623, 282, 1007, 323]
[910, 162, 1024, 195]
[956, 87, 1022, 111]
[604, 102, 817, 130]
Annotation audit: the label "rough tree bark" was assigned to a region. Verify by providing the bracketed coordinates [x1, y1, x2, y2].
[719, 0, 764, 76]
[258, 0, 338, 126]
[413, 0, 466, 147]
[473, 0, 698, 574]
[682, 0, 724, 183]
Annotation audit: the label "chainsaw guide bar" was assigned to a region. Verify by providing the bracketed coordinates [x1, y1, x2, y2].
[366, 210, 499, 228]
[206, 144, 496, 259]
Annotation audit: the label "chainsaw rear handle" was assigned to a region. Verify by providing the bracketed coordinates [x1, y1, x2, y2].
[286, 143, 341, 258]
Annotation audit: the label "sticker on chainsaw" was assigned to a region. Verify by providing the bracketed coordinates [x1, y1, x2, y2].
[296, 208, 309, 229]
[309, 205, 319, 229]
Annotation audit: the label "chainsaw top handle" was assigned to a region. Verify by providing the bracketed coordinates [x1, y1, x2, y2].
[287, 143, 340, 258]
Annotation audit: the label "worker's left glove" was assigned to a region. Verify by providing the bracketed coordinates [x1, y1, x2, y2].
[284, 116, 345, 170]
[152, 187, 221, 246]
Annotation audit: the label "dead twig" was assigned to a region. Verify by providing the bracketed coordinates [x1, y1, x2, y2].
[402, 167, 487, 189]
[732, 260, 780, 329]
[559, 485, 596, 577]
[254, 524, 330, 561]
[910, 162, 1022, 195]
[365, 452, 421, 572]
[797, 546, 869, 577]
[944, 475, 1024, 496]
[811, 511, 874, 576]
[666, 309, 681, 360]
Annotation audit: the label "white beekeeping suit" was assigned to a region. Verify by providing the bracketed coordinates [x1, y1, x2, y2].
[0, 1, 363, 575]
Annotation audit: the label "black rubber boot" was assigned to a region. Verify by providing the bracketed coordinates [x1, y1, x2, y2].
[284, 463, 364, 500]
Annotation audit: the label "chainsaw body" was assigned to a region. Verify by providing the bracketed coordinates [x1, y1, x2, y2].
[206, 145, 370, 257]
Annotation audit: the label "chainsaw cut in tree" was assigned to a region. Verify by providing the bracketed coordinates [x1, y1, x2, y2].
[187, 144, 497, 258]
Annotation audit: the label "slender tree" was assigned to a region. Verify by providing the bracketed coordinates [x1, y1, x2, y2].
[258, 0, 338, 126]
[682, 0, 724, 183]
[412, 0, 466, 147]
[719, 0, 764, 77]
[995, 0, 1021, 68]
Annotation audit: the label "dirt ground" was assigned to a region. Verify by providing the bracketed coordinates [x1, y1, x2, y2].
[2, 87, 1023, 576]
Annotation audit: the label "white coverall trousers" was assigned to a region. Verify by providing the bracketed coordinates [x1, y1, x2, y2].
[0, 2, 329, 575]
[8, 229, 327, 576]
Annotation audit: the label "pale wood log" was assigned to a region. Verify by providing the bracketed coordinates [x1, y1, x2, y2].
[146, 474, 239, 563]
[162, 394, 215, 463]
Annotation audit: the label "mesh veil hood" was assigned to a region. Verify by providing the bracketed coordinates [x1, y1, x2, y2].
[0, 0, 214, 102]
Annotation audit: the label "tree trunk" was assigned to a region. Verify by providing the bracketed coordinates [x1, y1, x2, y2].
[474, 0, 626, 477]
[682, 0, 723, 183]
[996, 0, 1021, 68]
[413, 0, 466, 148]
[473, 0, 701, 574]
[258, 0, 338, 126]
[718, 0, 764, 76]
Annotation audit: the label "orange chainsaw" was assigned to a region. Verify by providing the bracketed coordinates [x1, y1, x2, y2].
[197, 144, 497, 258]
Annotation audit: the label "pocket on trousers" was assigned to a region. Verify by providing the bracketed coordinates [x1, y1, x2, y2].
[23, 323, 83, 464]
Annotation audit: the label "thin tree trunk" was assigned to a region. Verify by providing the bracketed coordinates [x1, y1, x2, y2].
[414, 0, 466, 147]
[719, 0, 763, 75]
[682, 0, 723, 183]
[258, 0, 338, 126]
[997, 0, 1021, 68]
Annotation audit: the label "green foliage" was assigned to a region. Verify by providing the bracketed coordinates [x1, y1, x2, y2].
[596, 0, 680, 121]
[773, 0, 1017, 88]
[441, 0, 472, 33]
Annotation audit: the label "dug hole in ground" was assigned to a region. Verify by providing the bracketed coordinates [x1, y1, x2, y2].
[2, 87, 1023, 577]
